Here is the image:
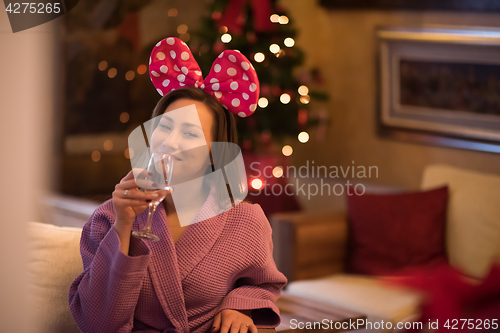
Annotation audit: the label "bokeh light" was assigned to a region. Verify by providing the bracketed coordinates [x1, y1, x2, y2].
[91, 151, 101, 162]
[137, 65, 147, 75]
[125, 70, 135, 81]
[168, 8, 178, 17]
[103, 140, 113, 151]
[258, 97, 268, 108]
[284, 38, 295, 47]
[282, 145, 293, 156]
[279, 16, 289, 24]
[269, 44, 280, 54]
[298, 131, 309, 143]
[300, 95, 311, 104]
[251, 178, 264, 190]
[254, 52, 265, 62]
[273, 167, 283, 178]
[298, 85, 309, 95]
[98, 60, 107, 71]
[221, 33, 232, 43]
[120, 112, 130, 123]
[270, 14, 280, 23]
[177, 24, 188, 34]
[280, 93, 291, 104]
[107, 68, 117, 78]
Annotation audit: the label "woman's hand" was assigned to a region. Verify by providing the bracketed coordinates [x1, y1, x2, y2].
[112, 169, 170, 255]
[211, 309, 257, 333]
[112, 169, 169, 230]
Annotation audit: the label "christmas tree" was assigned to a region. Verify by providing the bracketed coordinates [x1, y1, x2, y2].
[188, 0, 329, 152]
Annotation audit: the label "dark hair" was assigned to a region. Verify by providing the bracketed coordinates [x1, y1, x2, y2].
[151, 87, 238, 146]
[150, 87, 248, 209]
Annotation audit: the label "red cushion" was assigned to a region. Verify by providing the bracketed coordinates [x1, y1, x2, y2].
[345, 186, 449, 275]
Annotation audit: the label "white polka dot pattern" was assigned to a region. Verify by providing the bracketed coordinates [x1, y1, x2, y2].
[149, 37, 260, 117]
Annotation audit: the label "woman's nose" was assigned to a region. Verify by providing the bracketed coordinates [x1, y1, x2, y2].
[162, 129, 181, 152]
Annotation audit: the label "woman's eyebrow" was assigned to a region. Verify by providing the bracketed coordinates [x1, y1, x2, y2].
[162, 115, 202, 129]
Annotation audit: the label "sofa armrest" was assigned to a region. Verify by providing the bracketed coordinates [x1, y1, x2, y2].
[270, 210, 348, 283]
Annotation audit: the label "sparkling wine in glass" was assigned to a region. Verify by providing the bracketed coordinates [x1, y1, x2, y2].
[132, 153, 174, 241]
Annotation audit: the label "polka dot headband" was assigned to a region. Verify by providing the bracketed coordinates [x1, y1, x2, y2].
[149, 37, 260, 118]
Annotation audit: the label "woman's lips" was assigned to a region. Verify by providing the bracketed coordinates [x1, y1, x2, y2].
[156, 152, 182, 161]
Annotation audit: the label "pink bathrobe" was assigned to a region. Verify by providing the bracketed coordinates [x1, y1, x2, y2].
[69, 187, 288, 333]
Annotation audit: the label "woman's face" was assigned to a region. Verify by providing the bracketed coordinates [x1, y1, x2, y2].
[150, 98, 214, 185]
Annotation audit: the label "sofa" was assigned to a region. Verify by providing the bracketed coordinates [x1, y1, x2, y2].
[270, 164, 500, 332]
[27, 221, 83, 333]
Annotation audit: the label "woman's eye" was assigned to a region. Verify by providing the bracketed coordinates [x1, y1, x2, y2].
[160, 125, 171, 131]
[185, 132, 198, 138]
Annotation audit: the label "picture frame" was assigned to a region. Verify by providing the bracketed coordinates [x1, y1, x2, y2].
[376, 26, 500, 154]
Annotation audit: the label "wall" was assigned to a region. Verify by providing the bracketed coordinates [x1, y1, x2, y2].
[0, 10, 60, 331]
[281, 0, 500, 189]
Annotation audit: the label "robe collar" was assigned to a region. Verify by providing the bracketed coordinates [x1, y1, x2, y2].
[133, 185, 229, 333]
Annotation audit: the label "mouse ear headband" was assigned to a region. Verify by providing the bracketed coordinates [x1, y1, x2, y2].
[149, 37, 259, 118]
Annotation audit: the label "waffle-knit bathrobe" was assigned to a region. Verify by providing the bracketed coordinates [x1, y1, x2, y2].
[69, 187, 287, 333]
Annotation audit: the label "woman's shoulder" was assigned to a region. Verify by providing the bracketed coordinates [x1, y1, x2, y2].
[224, 200, 270, 234]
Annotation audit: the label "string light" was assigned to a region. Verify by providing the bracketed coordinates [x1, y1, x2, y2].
[298, 132, 309, 143]
[221, 33, 232, 43]
[251, 178, 264, 190]
[298, 85, 309, 95]
[137, 65, 147, 75]
[120, 112, 130, 123]
[282, 145, 293, 156]
[107, 68, 117, 78]
[269, 44, 280, 54]
[125, 70, 135, 81]
[258, 97, 268, 108]
[124, 148, 133, 159]
[284, 37, 295, 47]
[91, 151, 101, 162]
[177, 24, 188, 34]
[168, 8, 178, 17]
[103, 140, 113, 151]
[280, 93, 291, 104]
[212, 11, 221, 20]
[300, 95, 310, 104]
[219, 26, 228, 34]
[279, 16, 289, 24]
[98, 61, 108, 71]
[254, 52, 265, 62]
[270, 14, 279, 23]
[273, 167, 283, 178]
[180, 33, 190, 42]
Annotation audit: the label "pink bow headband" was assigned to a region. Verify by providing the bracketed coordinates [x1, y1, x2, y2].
[149, 37, 260, 118]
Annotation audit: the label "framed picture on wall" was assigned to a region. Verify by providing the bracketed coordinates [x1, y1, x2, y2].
[377, 26, 500, 154]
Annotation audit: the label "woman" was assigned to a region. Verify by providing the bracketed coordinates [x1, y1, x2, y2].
[69, 37, 288, 333]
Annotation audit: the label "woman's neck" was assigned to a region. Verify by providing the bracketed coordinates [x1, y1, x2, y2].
[163, 180, 210, 221]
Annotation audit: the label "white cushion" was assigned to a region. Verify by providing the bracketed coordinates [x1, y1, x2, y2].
[284, 274, 422, 332]
[27, 221, 83, 333]
[421, 164, 500, 279]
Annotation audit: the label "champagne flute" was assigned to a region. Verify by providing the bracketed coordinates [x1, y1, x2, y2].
[132, 153, 174, 241]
